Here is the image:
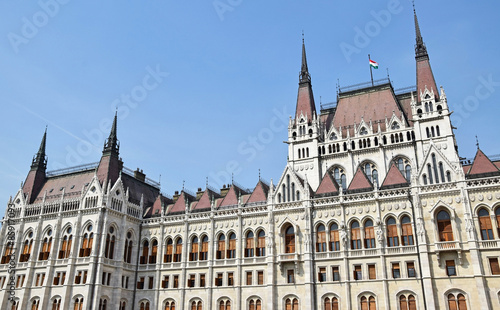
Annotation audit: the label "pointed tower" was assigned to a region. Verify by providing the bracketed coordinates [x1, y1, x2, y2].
[414, 6, 438, 103]
[23, 128, 48, 203]
[96, 112, 123, 185]
[287, 37, 322, 190]
[295, 38, 317, 122]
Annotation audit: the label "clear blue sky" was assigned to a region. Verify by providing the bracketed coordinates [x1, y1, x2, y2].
[1, 1, 499, 215]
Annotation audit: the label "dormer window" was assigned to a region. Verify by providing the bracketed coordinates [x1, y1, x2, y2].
[360, 127, 368, 135]
[391, 122, 400, 130]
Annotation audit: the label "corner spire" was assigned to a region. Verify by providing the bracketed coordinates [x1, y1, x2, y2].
[103, 111, 119, 156]
[31, 127, 47, 171]
[413, 4, 428, 59]
[299, 36, 311, 84]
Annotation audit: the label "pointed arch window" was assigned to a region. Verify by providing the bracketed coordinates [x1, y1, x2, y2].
[124, 231, 133, 263]
[227, 233, 236, 259]
[164, 301, 175, 310]
[351, 221, 361, 250]
[401, 216, 414, 246]
[190, 237, 199, 261]
[174, 239, 182, 262]
[495, 207, 500, 238]
[200, 236, 209, 260]
[329, 223, 340, 251]
[20, 231, 34, 262]
[245, 231, 254, 257]
[150, 239, 158, 263]
[316, 225, 326, 252]
[217, 234, 225, 259]
[104, 227, 116, 259]
[39, 232, 53, 261]
[364, 220, 375, 249]
[400, 295, 417, 310]
[98, 299, 107, 310]
[73, 298, 84, 310]
[324, 297, 339, 310]
[31, 299, 40, 310]
[285, 226, 295, 253]
[478, 209, 494, 240]
[80, 225, 93, 257]
[257, 230, 266, 256]
[51, 298, 61, 310]
[386, 217, 398, 247]
[140, 240, 149, 264]
[437, 210, 454, 241]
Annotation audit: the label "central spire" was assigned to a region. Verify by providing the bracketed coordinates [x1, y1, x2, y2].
[103, 111, 120, 156]
[294, 36, 317, 122]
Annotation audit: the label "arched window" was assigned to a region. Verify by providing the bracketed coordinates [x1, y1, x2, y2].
[369, 296, 376, 310]
[257, 230, 266, 256]
[227, 233, 236, 259]
[104, 226, 116, 259]
[174, 239, 182, 262]
[2, 241, 14, 264]
[432, 154, 440, 183]
[120, 301, 126, 310]
[360, 297, 367, 310]
[99, 299, 107, 310]
[401, 216, 414, 246]
[364, 220, 375, 249]
[80, 225, 94, 257]
[165, 239, 173, 263]
[190, 237, 199, 261]
[285, 226, 295, 253]
[439, 163, 445, 183]
[427, 164, 434, 184]
[446, 171, 451, 182]
[139, 301, 150, 310]
[399, 295, 407, 310]
[298, 149, 301, 159]
[329, 223, 340, 251]
[292, 183, 296, 201]
[448, 293, 467, 310]
[39, 230, 53, 261]
[423, 174, 428, 185]
[124, 231, 133, 263]
[217, 234, 226, 259]
[140, 240, 149, 264]
[20, 231, 34, 262]
[31, 299, 40, 310]
[405, 165, 411, 182]
[51, 298, 61, 310]
[58, 226, 72, 259]
[165, 301, 176, 310]
[431, 127, 435, 137]
[478, 209, 494, 240]
[245, 232, 254, 257]
[249, 300, 255, 310]
[11, 300, 18, 310]
[436, 125, 440, 136]
[73, 298, 84, 310]
[316, 225, 326, 252]
[496, 207, 500, 238]
[386, 217, 398, 247]
[200, 236, 209, 261]
[437, 210, 454, 241]
[324, 297, 339, 310]
[150, 239, 158, 264]
[351, 221, 361, 250]
[426, 127, 430, 138]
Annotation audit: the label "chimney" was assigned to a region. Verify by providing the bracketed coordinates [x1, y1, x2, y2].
[134, 168, 146, 182]
[220, 184, 230, 197]
[196, 187, 204, 200]
[173, 191, 180, 202]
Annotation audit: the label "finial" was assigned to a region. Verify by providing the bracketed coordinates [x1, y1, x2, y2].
[302, 30, 304, 43]
[206, 177, 208, 188]
[386, 68, 390, 79]
[231, 173, 234, 184]
[182, 180, 185, 191]
[476, 136, 480, 149]
[159, 174, 161, 185]
[258, 169, 261, 180]
[412, 0, 415, 12]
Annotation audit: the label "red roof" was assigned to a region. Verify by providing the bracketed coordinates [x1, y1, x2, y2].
[295, 83, 316, 122]
[219, 185, 239, 207]
[29, 170, 94, 203]
[380, 163, 408, 189]
[315, 173, 339, 196]
[246, 181, 269, 204]
[467, 149, 500, 176]
[347, 167, 373, 192]
[332, 86, 403, 136]
[192, 189, 220, 211]
[169, 192, 189, 214]
[416, 58, 439, 102]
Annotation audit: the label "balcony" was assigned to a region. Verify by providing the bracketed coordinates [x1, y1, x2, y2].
[435, 241, 459, 251]
[478, 240, 499, 249]
[386, 245, 417, 255]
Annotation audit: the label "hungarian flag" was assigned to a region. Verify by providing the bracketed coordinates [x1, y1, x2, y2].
[369, 59, 379, 69]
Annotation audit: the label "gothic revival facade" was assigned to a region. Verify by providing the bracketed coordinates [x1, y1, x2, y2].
[1, 8, 500, 310]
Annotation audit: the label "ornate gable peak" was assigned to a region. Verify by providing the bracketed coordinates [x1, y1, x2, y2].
[420, 86, 436, 103]
[388, 113, 404, 130]
[417, 143, 458, 179]
[356, 118, 371, 137]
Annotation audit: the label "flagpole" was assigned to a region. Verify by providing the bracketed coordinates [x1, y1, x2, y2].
[368, 54, 374, 86]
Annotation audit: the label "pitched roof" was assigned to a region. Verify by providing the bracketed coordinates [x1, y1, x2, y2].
[332, 86, 404, 136]
[347, 167, 373, 193]
[246, 181, 269, 204]
[219, 184, 246, 208]
[315, 172, 339, 196]
[191, 188, 220, 211]
[467, 149, 500, 177]
[30, 170, 94, 203]
[146, 194, 172, 217]
[168, 191, 194, 214]
[380, 162, 409, 189]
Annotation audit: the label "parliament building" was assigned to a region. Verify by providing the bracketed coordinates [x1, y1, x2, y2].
[1, 7, 500, 310]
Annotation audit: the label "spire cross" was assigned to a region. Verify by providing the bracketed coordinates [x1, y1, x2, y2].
[258, 169, 261, 180]
[476, 135, 480, 149]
